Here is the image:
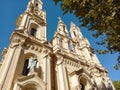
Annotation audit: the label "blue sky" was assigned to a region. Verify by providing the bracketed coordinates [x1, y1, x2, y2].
[0, 0, 119, 81]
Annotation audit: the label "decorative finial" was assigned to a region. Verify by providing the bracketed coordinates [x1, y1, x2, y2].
[58, 17, 61, 21]
[70, 21, 76, 27]
[31, 0, 35, 4]
[57, 17, 64, 24]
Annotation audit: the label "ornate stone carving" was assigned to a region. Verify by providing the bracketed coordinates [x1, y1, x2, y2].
[56, 56, 64, 65]
[10, 33, 26, 48]
[0, 0, 115, 90]
[25, 41, 43, 53]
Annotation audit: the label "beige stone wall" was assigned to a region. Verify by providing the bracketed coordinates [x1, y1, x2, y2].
[0, 62, 2, 70]
[0, 0, 115, 90]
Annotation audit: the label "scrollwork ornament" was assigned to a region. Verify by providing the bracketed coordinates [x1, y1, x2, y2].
[56, 56, 64, 65]
[10, 35, 25, 48]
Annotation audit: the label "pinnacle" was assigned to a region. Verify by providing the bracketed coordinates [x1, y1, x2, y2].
[58, 17, 64, 24]
[70, 21, 76, 27]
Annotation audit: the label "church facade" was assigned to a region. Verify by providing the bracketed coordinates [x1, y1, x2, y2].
[0, 0, 115, 90]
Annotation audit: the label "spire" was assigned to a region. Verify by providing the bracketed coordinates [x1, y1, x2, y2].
[26, 0, 43, 13]
[31, 0, 35, 4]
[70, 21, 83, 39]
[30, 0, 43, 5]
[25, 0, 46, 22]
[70, 21, 76, 27]
[56, 17, 69, 36]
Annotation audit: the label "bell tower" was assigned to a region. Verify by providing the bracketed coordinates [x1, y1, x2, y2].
[0, 0, 115, 90]
[16, 0, 47, 42]
[0, 0, 51, 90]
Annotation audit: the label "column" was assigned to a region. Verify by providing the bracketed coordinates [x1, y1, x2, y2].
[83, 48, 91, 60]
[56, 56, 69, 90]
[46, 55, 52, 90]
[43, 52, 52, 90]
[0, 46, 23, 90]
[17, 14, 28, 30]
[70, 74, 79, 90]
[63, 38, 68, 49]
[43, 55, 47, 82]
[0, 47, 16, 87]
[42, 26, 47, 41]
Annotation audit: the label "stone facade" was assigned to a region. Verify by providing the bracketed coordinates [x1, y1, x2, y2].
[0, 0, 115, 90]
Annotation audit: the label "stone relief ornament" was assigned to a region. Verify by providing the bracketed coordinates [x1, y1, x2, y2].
[10, 34, 26, 48]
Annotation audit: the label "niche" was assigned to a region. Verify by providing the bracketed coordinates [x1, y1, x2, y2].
[22, 53, 38, 76]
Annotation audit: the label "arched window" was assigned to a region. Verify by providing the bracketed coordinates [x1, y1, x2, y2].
[30, 28, 36, 37]
[80, 83, 85, 90]
[68, 41, 73, 51]
[63, 25, 65, 31]
[36, 3, 38, 7]
[29, 23, 39, 38]
[79, 77, 87, 90]
[59, 39, 63, 47]
[73, 31, 76, 36]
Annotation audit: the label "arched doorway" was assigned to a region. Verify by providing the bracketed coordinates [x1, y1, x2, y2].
[13, 74, 46, 90]
[79, 76, 87, 90]
[79, 75, 93, 90]
[22, 82, 42, 90]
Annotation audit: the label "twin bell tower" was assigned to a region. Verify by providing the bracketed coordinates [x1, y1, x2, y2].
[0, 0, 115, 90]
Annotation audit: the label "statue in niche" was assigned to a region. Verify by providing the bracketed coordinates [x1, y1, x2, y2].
[27, 56, 38, 72]
[91, 69, 103, 90]
[104, 78, 113, 90]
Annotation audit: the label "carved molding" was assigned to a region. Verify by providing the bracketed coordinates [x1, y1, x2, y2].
[26, 43, 42, 53]
[31, 14, 46, 25]
[56, 56, 64, 65]
[64, 59, 81, 69]
[10, 33, 26, 48]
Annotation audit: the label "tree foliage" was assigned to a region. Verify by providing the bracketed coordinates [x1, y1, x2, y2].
[113, 81, 120, 90]
[53, 0, 120, 69]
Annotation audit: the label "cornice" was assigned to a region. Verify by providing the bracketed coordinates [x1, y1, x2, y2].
[10, 31, 52, 51]
[25, 11, 47, 26]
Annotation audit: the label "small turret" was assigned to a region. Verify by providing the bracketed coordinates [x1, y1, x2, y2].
[70, 22, 83, 39]
[0, 0, 115, 90]
[52, 17, 70, 52]
[26, 0, 43, 13]
[56, 17, 69, 36]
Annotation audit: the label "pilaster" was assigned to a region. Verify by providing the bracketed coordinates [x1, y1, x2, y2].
[82, 47, 91, 60]
[56, 56, 69, 90]
[16, 13, 28, 30]
[0, 46, 23, 90]
[42, 50, 52, 90]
